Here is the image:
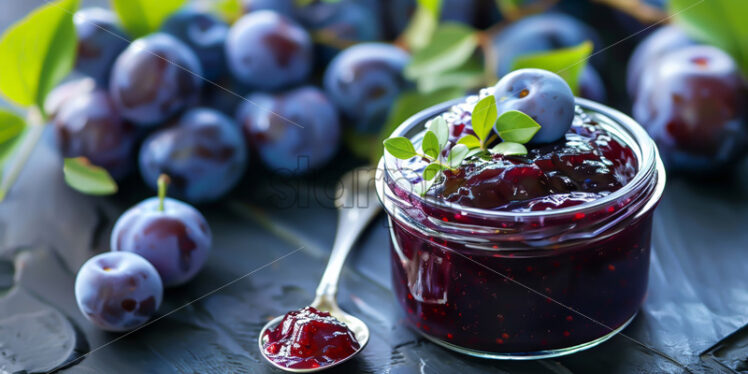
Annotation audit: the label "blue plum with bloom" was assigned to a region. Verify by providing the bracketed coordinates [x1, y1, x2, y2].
[139, 108, 247, 203]
[111, 194, 212, 287]
[161, 9, 229, 81]
[110, 33, 203, 126]
[633, 45, 747, 172]
[627, 25, 695, 97]
[73, 8, 129, 85]
[237, 86, 340, 173]
[225, 11, 313, 90]
[323, 43, 410, 133]
[75, 252, 163, 331]
[493, 69, 575, 144]
[54, 88, 137, 180]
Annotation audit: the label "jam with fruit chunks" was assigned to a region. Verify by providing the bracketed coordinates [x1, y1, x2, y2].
[262, 307, 361, 369]
[378, 93, 665, 357]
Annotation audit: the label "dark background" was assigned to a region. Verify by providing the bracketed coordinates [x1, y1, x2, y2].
[1, 1, 747, 373]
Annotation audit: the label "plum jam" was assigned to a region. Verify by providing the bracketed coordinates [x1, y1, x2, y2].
[377, 93, 666, 359]
[261, 307, 361, 369]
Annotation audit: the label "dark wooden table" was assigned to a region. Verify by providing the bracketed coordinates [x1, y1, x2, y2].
[1, 2, 747, 374]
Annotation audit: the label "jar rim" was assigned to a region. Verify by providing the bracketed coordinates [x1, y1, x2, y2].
[378, 97, 665, 220]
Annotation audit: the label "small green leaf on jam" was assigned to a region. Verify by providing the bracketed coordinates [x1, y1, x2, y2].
[471, 95, 498, 145]
[422, 162, 444, 181]
[383, 137, 418, 159]
[489, 142, 528, 156]
[447, 144, 469, 168]
[495, 110, 541, 144]
[427, 116, 449, 148]
[456, 134, 481, 149]
[422, 130, 440, 159]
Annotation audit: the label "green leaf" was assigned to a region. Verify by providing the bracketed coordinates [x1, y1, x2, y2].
[490, 142, 528, 156]
[0, 0, 79, 109]
[416, 56, 485, 93]
[447, 144, 469, 168]
[372, 87, 464, 164]
[0, 110, 26, 144]
[403, 6, 437, 52]
[413, 176, 437, 196]
[511, 41, 593, 94]
[421, 131, 440, 159]
[422, 162, 444, 181]
[0, 125, 28, 181]
[465, 148, 485, 159]
[112, 0, 186, 38]
[471, 95, 498, 144]
[405, 23, 479, 80]
[63, 157, 118, 195]
[670, 0, 748, 76]
[495, 110, 541, 144]
[427, 116, 449, 149]
[383, 137, 418, 159]
[417, 0, 443, 18]
[210, 0, 243, 24]
[456, 134, 481, 149]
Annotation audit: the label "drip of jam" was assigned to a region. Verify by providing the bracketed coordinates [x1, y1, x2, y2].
[262, 307, 360, 369]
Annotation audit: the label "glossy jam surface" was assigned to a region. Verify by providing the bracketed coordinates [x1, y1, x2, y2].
[383, 96, 661, 356]
[397, 95, 638, 211]
[262, 307, 360, 369]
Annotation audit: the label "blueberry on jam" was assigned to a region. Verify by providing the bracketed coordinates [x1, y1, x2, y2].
[262, 307, 360, 369]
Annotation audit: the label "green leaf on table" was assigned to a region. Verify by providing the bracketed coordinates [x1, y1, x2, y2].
[404, 23, 479, 80]
[422, 162, 444, 181]
[112, 0, 186, 38]
[63, 157, 118, 195]
[0, 110, 25, 144]
[447, 144, 469, 168]
[670, 0, 748, 76]
[426, 116, 449, 149]
[511, 41, 593, 94]
[421, 131, 440, 159]
[471, 95, 498, 144]
[495, 110, 541, 143]
[0, 0, 79, 109]
[490, 141, 528, 156]
[383, 137, 417, 159]
[457, 134, 481, 149]
[372, 87, 464, 164]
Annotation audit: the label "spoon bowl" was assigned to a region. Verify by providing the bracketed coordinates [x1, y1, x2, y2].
[258, 167, 380, 372]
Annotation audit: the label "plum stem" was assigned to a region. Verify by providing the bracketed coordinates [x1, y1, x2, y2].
[158, 174, 170, 211]
[0, 107, 46, 203]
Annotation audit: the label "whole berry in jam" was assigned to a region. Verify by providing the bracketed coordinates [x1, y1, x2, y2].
[161, 9, 229, 81]
[75, 251, 163, 332]
[225, 11, 313, 90]
[111, 175, 212, 287]
[627, 25, 695, 97]
[493, 69, 575, 144]
[73, 8, 129, 85]
[53, 88, 137, 180]
[323, 43, 410, 133]
[110, 33, 203, 126]
[139, 108, 247, 203]
[262, 307, 360, 369]
[633, 45, 747, 172]
[237, 86, 340, 173]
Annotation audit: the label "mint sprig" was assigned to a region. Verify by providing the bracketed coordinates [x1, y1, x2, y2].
[383, 95, 543, 196]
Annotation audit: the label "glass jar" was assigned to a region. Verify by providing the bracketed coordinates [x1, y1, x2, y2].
[376, 97, 666, 359]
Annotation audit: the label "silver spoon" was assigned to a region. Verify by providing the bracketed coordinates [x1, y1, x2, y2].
[258, 167, 381, 372]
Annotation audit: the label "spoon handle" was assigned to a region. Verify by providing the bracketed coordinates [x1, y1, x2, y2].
[315, 168, 381, 301]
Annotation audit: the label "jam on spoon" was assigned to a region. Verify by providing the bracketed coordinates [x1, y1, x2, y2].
[261, 306, 361, 369]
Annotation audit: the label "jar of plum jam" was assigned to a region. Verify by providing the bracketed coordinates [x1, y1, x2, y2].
[376, 94, 666, 359]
